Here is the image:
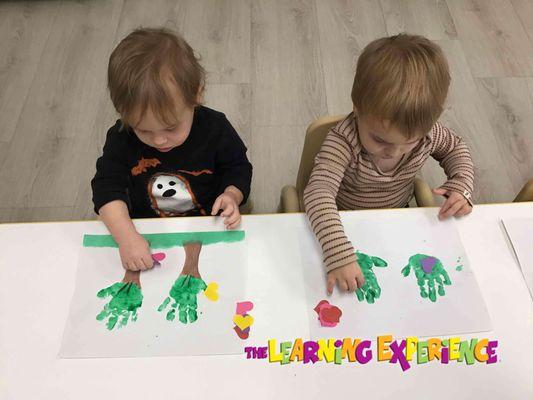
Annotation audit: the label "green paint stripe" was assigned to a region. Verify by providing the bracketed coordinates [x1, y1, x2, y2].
[83, 230, 245, 249]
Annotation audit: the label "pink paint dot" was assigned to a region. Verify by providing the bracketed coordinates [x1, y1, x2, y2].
[152, 253, 166, 262]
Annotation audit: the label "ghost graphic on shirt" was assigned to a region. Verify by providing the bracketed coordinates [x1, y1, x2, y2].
[147, 171, 212, 217]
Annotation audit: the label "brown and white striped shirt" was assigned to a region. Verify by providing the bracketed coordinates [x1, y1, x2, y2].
[303, 112, 474, 272]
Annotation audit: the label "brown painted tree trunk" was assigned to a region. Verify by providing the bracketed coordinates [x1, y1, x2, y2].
[122, 269, 141, 288]
[180, 241, 203, 278]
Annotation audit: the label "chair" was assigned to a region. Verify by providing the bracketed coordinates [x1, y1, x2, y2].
[513, 179, 533, 202]
[278, 115, 435, 212]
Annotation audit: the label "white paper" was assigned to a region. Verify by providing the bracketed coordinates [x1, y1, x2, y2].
[241, 222, 311, 342]
[299, 212, 492, 339]
[502, 218, 533, 300]
[60, 233, 247, 358]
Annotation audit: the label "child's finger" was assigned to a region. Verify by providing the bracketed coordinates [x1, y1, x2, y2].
[347, 278, 357, 292]
[127, 261, 139, 271]
[135, 258, 145, 271]
[439, 196, 455, 214]
[356, 274, 365, 289]
[226, 221, 240, 230]
[339, 280, 349, 292]
[442, 199, 465, 219]
[142, 255, 153, 269]
[452, 203, 469, 217]
[439, 196, 460, 217]
[226, 215, 242, 229]
[327, 275, 336, 295]
[134, 259, 146, 271]
[454, 204, 467, 217]
[455, 203, 471, 217]
[211, 197, 222, 215]
[224, 212, 240, 226]
[220, 203, 234, 218]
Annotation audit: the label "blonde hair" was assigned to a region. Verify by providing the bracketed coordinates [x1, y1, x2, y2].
[108, 27, 206, 127]
[351, 34, 450, 138]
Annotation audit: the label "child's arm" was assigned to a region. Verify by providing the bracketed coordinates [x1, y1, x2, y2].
[212, 117, 252, 229]
[92, 123, 153, 270]
[99, 200, 153, 271]
[303, 124, 365, 294]
[91, 123, 132, 215]
[430, 123, 475, 219]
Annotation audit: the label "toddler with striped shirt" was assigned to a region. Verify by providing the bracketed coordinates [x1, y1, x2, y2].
[304, 34, 474, 295]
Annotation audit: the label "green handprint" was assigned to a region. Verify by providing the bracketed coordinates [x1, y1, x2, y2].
[355, 251, 388, 304]
[96, 280, 143, 330]
[158, 275, 207, 323]
[401, 254, 451, 302]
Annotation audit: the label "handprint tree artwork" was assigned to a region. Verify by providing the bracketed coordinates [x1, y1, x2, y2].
[85, 231, 244, 331]
[60, 230, 247, 358]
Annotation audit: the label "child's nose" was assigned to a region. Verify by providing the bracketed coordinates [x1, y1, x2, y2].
[153, 134, 167, 145]
[386, 146, 401, 157]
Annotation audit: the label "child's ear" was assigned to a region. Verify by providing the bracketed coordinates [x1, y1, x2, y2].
[353, 105, 358, 116]
[196, 85, 205, 104]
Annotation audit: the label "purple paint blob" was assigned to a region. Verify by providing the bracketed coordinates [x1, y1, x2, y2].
[421, 256, 437, 274]
[334, 340, 343, 348]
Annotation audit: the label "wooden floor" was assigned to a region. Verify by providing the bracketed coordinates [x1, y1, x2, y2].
[0, 0, 532, 222]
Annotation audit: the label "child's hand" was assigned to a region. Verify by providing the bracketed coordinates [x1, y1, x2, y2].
[433, 188, 472, 220]
[211, 186, 243, 229]
[158, 275, 207, 324]
[326, 261, 365, 295]
[118, 233, 154, 271]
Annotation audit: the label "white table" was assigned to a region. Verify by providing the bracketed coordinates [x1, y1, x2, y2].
[1, 204, 532, 399]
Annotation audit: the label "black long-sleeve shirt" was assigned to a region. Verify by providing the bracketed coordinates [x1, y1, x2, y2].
[91, 106, 252, 218]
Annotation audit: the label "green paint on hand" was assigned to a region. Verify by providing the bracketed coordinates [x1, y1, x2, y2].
[96, 282, 143, 330]
[401, 254, 451, 302]
[355, 251, 388, 304]
[158, 275, 207, 324]
[83, 230, 245, 249]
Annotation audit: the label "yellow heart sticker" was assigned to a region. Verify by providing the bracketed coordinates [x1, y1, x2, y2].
[233, 314, 254, 331]
[204, 282, 219, 301]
